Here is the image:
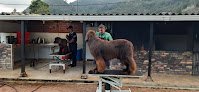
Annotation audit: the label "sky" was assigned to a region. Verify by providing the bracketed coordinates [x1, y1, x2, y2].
[0, 0, 76, 13]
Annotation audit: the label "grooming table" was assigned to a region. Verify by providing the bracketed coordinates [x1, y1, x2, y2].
[89, 70, 144, 92]
[49, 52, 71, 73]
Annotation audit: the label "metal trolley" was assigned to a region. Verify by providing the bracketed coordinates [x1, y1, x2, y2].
[49, 52, 71, 73]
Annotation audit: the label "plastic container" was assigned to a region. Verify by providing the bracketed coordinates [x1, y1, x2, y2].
[76, 48, 82, 61]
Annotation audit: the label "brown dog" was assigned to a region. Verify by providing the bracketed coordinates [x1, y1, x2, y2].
[54, 37, 69, 55]
[85, 30, 136, 75]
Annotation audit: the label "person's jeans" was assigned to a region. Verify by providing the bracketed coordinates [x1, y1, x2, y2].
[69, 44, 77, 66]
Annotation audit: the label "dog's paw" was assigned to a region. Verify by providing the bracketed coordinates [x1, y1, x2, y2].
[124, 72, 129, 75]
[123, 69, 130, 75]
[88, 70, 94, 74]
[129, 71, 136, 75]
[123, 69, 128, 72]
[96, 71, 104, 74]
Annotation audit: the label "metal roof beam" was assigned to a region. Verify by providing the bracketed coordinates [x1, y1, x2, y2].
[0, 15, 199, 21]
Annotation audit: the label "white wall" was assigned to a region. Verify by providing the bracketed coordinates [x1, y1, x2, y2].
[29, 32, 83, 49]
[13, 32, 83, 60]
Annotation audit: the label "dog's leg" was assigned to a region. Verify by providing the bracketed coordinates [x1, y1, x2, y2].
[89, 59, 98, 74]
[95, 59, 106, 74]
[128, 57, 136, 75]
[93, 59, 98, 73]
[93, 67, 97, 74]
[121, 59, 130, 75]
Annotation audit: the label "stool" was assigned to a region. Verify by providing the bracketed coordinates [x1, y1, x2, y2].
[49, 63, 66, 73]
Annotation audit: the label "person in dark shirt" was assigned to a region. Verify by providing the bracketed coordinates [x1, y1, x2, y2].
[66, 26, 77, 67]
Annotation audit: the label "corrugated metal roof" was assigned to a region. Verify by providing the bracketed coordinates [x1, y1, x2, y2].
[1, 12, 199, 16]
[1, 12, 199, 21]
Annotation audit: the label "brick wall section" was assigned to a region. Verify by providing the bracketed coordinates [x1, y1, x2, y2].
[0, 44, 12, 69]
[28, 21, 83, 33]
[134, 50, 193, 75]
[134, 50, 148, 73]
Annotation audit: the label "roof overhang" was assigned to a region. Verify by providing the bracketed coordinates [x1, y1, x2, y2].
[0, 15, 199, 21]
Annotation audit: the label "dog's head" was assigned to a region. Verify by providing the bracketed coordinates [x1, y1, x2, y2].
[54, 37, 61, 43]
[85, 30, 96, 42]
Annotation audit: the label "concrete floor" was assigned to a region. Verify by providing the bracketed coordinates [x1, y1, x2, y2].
[1, 60, 199, 89]
[0, 59, 97, 81]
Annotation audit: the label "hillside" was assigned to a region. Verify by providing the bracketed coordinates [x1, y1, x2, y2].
[24, 0, 199, 14]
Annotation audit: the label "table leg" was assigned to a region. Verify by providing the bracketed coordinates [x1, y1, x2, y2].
[99, 77, 102, 92]
[63, 64, 65, 73]
[49, 64, 52, 73]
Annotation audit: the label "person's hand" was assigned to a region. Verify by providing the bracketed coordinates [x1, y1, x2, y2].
[66, 35, 68, 39]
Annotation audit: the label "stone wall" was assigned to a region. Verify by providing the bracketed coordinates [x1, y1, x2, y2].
[0, 44, 194, 74]
[0, 44, 12, 69]
[134, 50, 193, 75]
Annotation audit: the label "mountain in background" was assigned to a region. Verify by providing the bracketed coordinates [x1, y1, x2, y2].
[24, 0, 199, 14]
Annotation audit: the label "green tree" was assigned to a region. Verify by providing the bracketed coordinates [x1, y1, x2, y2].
[29, 0, 50, 14]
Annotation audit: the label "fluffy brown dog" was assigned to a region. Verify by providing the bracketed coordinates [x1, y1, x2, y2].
[54, 37, 69, 55]
[86, 30, 136, 75]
